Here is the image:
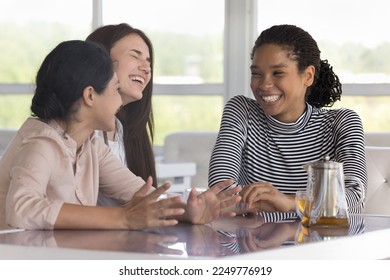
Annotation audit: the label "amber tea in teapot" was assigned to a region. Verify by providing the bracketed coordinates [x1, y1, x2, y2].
[301, 156, 350, 228]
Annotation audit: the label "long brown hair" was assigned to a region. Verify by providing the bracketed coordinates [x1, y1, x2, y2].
[86, 23, 157, 186]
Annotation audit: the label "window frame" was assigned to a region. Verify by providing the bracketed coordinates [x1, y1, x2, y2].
[1, 0, 389, 103]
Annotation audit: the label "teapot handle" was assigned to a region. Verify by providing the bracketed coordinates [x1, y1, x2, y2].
[344, 175, 365, 208]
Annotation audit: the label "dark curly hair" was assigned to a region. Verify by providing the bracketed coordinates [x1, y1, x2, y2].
[251, 24, 341, 108]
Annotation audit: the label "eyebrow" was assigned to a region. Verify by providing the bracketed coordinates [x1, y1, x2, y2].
[250, 63, 288, 70]
[129, 49, 151, 63]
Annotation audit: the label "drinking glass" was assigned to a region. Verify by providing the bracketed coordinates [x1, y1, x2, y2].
[295, 190, 312, 227]
[294, 223, 322, 244]
[295, 190, 306, 218]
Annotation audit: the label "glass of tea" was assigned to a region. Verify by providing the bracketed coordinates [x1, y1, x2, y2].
[295, 190, 313, 227]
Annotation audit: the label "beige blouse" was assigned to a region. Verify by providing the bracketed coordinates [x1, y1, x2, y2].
[0, 118, 145, 230]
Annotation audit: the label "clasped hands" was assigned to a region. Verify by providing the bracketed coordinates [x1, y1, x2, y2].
[237, 181, 296, 214]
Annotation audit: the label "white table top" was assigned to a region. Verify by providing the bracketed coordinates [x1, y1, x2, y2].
[1, 214, 390, 260]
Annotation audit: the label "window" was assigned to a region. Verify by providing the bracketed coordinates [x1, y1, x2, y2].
[102, 0, 225, 145]
[1, 0, 389, 145]
[0, 0, 91, 83]
[0, 0, 92, 127]
[103, 0, 224, 84]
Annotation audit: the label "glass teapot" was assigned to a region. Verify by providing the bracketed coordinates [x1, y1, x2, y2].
[301, 156, 354, 228]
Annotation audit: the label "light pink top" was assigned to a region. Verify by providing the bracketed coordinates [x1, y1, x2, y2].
[0, 118, 145, 230]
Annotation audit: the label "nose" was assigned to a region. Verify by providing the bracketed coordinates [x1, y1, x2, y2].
[257, 75, 273, 91]
[139, 59, 151, 74]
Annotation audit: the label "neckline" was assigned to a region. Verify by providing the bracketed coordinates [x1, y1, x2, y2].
[264, 104, 313, 134]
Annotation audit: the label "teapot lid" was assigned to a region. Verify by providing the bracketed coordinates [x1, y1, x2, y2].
[306, 155, 342, 170]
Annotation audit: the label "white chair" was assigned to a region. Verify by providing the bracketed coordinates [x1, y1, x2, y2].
[156, 161, 196, 193]
[364, 132, 390, 147]
[364, 146, 390, 215]
[0, 129, 17, 229]
[162, 131, 218, 188]
[0, 128, 17, 156]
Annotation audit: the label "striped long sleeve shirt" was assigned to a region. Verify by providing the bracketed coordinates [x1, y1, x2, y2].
[208, 95, 367, 215]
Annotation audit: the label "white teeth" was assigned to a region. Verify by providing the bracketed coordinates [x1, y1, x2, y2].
[130, 76, 145, 84]
[262, 95, 280, 102]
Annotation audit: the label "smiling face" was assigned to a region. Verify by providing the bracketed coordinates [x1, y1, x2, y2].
[110, 33, 151, 105]
[250, 44, 314, 123]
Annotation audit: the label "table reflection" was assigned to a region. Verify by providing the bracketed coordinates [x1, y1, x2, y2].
[0, 229, 185, 256]
[295, 214, 366, 244]
[0, 214, 369, 258]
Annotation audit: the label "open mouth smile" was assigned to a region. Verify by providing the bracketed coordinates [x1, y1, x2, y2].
[130, 75, 145, 84]
[262, 95, 281, 103]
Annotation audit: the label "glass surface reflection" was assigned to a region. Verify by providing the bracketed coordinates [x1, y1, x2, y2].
[0, 214, 377, 258]
[295, 214, 366, 244]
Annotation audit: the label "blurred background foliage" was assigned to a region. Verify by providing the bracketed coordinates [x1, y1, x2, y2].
[1, 23, 390, 145]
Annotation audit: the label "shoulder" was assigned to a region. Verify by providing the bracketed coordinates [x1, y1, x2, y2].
[313, 106, 362, 122]
[17, 118, 67, 152]
[330, 108, 363, 126]
[225, 95, 261, 115]
[316, 107, 364, 141]
[4, 119, 68, 170]
[335, 107, 361, 120]
[18, 118, 69, 140]
[226, 95, 257, 107]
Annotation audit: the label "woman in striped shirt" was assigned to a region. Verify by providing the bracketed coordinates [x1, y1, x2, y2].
[208, 24, 366, 220]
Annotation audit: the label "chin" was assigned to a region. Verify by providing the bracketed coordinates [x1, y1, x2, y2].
[121, 91, 143, 105]
[136, 91, 144, 99]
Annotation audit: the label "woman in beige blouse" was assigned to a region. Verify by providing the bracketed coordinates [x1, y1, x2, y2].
[0, 40, 241, 230]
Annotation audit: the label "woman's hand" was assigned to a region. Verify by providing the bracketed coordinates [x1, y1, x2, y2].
[209, 215, 265, 232]
[240, 181, 295, 213]
[55, 177, 184, 230]
[53, 229, 183, 255]
[185, 224, 236, 257]
[184, 179, 242, 224]
[237, 220, 300, 252]
[122, 177, 185, 229]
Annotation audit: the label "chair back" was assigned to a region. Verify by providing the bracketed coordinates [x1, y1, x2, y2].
[0, 128, 17, 156]
[0, 128, 17, 229]
[364, 146, 390, 215]
[364, 132, 390, 147]
[163, 131, 218, 188]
